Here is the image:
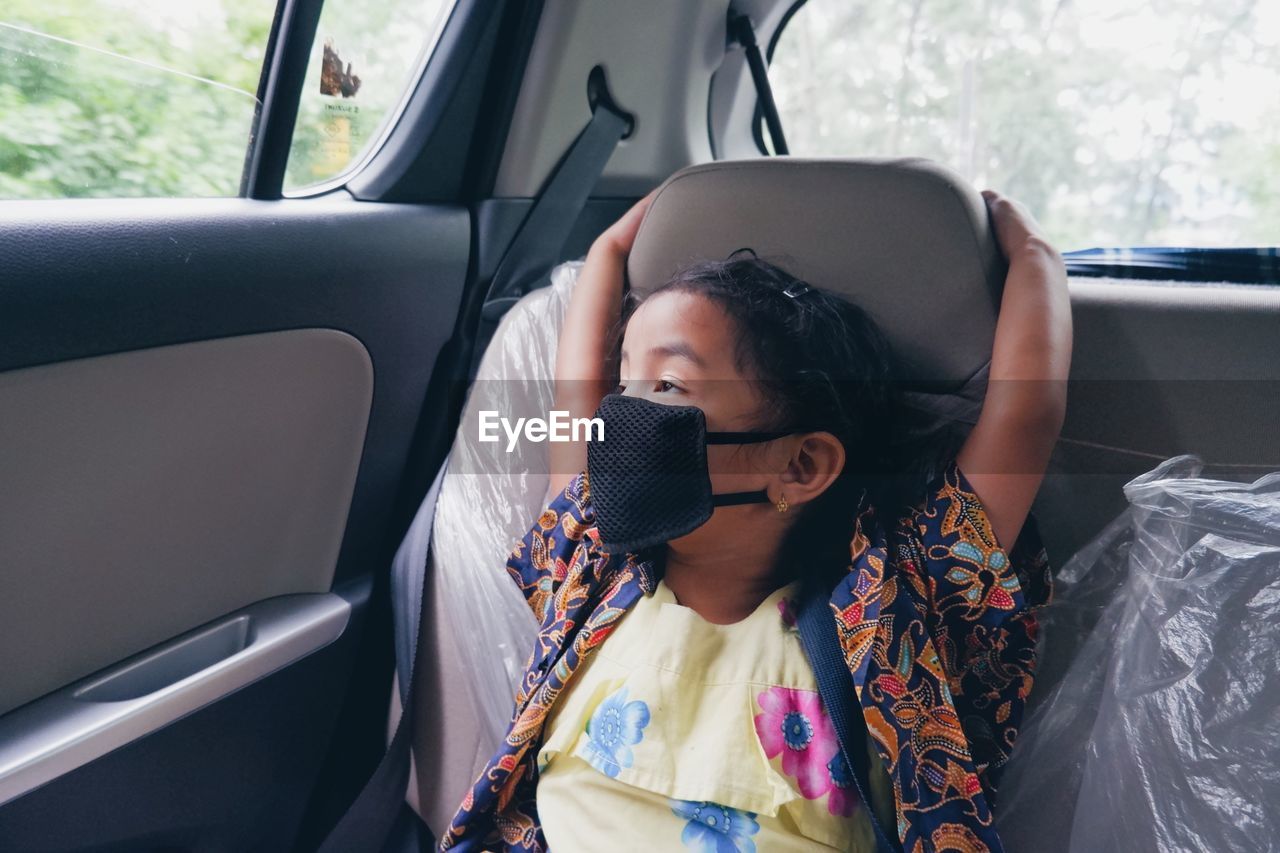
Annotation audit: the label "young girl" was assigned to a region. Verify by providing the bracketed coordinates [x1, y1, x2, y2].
[440, 186, 1071, 852]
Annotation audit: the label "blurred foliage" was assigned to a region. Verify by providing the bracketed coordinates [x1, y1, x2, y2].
[0, 0, 271, 198]
[770, 0, 1280, 249]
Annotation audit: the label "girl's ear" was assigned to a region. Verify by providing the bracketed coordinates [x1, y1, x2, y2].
[777, 431, 845, 507]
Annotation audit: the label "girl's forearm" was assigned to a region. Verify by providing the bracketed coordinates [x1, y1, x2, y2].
[983, 238, 1073, 427]
[548, 240, 627, 495]
[554, 240, 626, 410]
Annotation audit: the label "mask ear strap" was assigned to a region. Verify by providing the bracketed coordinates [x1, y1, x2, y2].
[704, 428, 814, 507]
[705, 430, 797, 444]
[710, 489, 771, 506]
[712, 486, 868, 510]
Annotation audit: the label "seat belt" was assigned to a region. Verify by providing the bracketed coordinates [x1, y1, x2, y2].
[315, 462, 449, 853]
[797, 589, 902, 853]
[470, 77, 632, 377]
[727, 8, 789, 155]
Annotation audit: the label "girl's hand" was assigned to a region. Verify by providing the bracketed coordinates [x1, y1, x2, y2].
[981, 188, 1060, 263]
[594, 187, 660, 258]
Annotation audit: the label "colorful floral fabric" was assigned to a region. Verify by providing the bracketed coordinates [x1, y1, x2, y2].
[437, 458, 1053, 853]
[752, 685, 867, 819]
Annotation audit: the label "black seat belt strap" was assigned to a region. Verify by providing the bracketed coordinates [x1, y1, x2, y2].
[728, 8, 788, 155]
[470, 70, 632, 376]
[315, 462, 449, 853]
[797, 589, 901, 853]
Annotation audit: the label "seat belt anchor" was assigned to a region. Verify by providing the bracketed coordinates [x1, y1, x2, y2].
[586, 65, 636, 139]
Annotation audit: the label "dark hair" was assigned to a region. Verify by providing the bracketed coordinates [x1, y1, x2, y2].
[615, 249, 965, 589]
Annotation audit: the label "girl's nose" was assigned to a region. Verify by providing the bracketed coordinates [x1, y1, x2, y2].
[618, 382, 650, 401]
[620, 384, 672, 406]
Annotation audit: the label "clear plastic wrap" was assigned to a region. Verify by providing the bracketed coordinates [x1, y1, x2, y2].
[427, 260, 582, 743]
[997, 454, 1280, 853]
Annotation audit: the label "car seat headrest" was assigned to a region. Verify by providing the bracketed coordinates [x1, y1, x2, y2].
[626, 157, 1006, 387]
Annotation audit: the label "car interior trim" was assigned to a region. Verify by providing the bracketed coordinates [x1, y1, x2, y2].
[0, 593, 352, 807]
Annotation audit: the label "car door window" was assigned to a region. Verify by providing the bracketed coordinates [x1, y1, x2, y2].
[0, 1, 275, 199]
[1, 0, 456, 201]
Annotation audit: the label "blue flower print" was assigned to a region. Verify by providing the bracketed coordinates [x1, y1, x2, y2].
[669, 798, 760, 853]
[583, 686, 650, 777]
[782, 710, 814, 750]
[825, 749, 859, 816]
[827, 750, 853, 789]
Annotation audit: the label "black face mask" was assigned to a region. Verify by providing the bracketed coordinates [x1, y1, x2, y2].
[585, 393, 798, 555]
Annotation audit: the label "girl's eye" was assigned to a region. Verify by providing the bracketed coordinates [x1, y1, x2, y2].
[658, 380, 682, 393]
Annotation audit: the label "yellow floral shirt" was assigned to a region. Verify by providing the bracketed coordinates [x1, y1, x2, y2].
[535, 576, 897, 852]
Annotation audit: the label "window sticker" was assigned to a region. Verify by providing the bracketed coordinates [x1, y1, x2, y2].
[312, 37, 366, 178]
[320, 37, 362, 98]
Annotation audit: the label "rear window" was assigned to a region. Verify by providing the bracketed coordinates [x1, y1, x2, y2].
[768, 0, 1280, 251]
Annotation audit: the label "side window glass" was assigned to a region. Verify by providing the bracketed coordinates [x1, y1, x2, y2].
[0, 2, 275, 200]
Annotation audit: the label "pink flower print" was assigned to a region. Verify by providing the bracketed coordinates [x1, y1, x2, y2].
[753, 687, 837, 800]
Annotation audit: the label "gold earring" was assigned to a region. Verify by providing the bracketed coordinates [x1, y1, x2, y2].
[776, 493, 789, 514]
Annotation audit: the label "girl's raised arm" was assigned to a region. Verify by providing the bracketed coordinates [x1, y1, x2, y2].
[956, 189, 1073, 551]
[546, 189, 658, 500]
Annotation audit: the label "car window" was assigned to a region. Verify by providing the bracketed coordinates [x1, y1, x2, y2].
[284, 0, 454, 193]
[768, 0, 1280, 251]
[1, 0, 455, 201]
[0, 0, 274, 200]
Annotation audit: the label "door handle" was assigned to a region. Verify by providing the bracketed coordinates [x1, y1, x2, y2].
[0, 593, 350, 806]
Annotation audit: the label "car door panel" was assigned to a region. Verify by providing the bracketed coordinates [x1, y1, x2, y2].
[0, 329, 371, 717]
[0, 198, 469, 584]
[0, 197, 469, 850]
[0, 599, 364, 853]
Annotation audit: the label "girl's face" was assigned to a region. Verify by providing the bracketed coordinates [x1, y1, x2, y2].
[616, 289, 790, 544]
[619, 288, 772, 418]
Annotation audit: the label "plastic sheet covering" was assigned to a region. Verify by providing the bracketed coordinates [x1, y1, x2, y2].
[427, 260, 583, 745]
[997, 454, 1280, 853]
